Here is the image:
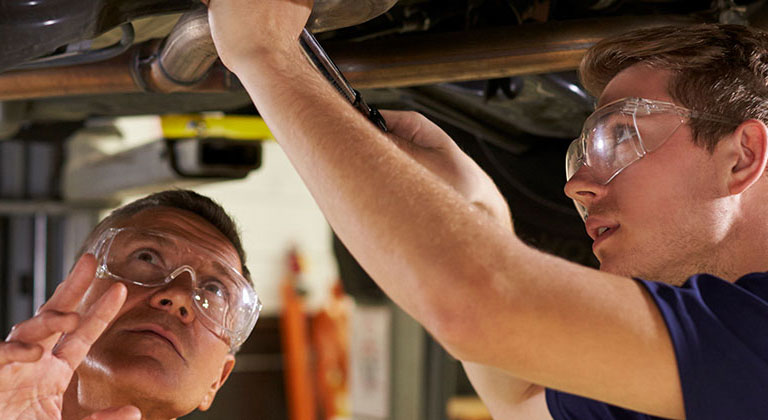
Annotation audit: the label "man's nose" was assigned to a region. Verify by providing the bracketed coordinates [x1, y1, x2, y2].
[563, 165, 608, 212]
[149, 269, 196, 324]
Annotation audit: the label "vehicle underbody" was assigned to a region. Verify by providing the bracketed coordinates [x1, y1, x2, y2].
[1, 0, 764, 271]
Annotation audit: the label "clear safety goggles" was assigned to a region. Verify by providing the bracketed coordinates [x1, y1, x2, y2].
[565, 97, 734, 219]
[90, 227, 261, 349]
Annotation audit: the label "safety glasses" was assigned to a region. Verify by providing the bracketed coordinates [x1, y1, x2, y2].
[90, 227, 261, 349]
[565, 97, 735, 219]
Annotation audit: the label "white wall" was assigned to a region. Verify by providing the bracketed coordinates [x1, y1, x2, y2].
[189, 141, 339, 315]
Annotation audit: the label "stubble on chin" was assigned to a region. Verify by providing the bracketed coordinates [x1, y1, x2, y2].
[597, 250, 665, 283]
[598, 250, 701, 287]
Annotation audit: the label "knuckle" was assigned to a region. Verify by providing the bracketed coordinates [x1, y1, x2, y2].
[410, 110, 427, 120]
[403, 110, 427, 125]
[39, 310, 80, 327]
[38, 309, 64, 321]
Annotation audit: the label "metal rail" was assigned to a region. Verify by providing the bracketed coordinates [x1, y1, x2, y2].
[0, 200, 117, 215]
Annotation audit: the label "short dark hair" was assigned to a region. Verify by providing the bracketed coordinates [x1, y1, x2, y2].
[580, 23, 768, 150]
[77, 189, 249, 279]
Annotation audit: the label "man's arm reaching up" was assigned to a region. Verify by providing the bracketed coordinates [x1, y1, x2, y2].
[207, 2, 683, 418]
[381, 110, 552, 419]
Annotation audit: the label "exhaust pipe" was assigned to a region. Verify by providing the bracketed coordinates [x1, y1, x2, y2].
[0, 8, 235, 101]
[328, 15, 697, 89]
[0, 13, 699, 101]
[141, 8, 220, 92]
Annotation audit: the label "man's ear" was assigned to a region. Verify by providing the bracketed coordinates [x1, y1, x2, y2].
[198, 354, 236, 411]
[725, 119, 768, 195]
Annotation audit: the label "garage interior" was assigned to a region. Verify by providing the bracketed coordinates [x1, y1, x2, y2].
[0, 0, 761, 418]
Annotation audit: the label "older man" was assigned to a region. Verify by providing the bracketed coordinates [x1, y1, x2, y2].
[0, 190, 261, 420]
[206, 1, 768, 419]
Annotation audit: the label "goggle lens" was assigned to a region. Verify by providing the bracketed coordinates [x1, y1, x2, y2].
[564, 97, 702, 221]
[566, 106, 649, 185]
[95, 228, 260, 348]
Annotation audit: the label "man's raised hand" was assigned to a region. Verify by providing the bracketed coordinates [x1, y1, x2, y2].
[382, 110, 513, 230]
[206, 0, 314, 73]
[0, 254, 139, 420]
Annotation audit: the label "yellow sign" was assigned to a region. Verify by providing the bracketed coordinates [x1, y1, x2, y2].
[161, 114, 274, 141]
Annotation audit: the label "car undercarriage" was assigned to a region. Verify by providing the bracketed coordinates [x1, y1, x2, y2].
[1, 0, 764, 277]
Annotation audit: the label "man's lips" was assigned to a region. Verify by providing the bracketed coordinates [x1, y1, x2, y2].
[585, 217, 620, 248]
[125, 323, 185, 360]
[591, 226, 618, 252]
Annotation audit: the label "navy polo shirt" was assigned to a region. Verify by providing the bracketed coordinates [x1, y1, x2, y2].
[546, 273, 768, 419]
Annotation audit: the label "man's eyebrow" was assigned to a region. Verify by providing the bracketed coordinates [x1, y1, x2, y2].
[608, 121, 634, 130]
[210, 260, 237, 280]
[128, 232, 175, 247]
[594, 114, 632, 130]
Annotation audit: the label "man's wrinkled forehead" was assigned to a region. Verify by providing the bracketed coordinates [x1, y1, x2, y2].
[114, 207, 242, 269]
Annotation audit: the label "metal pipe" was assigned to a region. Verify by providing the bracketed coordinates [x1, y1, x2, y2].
[145, 8, 220, 92]
[0, 48, 238, 101]
[33, 213, 47, 312]
[0, 14, 697, 100]
[0, 9, 237, 101]
[0, 53, 140, 101]
[0, 200, 116, 215]
[326, 15, 697, 89]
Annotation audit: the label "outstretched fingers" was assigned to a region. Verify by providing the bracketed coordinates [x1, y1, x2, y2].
[43, 254, 98, 314]
[54, 282, 127, 370]
[5, 310, 80, 349]
[7, 254, 98, 352]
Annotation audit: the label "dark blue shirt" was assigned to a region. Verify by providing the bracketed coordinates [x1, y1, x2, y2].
[546, 273, 768, 420]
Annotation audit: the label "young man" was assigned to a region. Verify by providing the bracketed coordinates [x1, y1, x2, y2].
[206, 1, 768, 419]
[0, 190, 261, 420]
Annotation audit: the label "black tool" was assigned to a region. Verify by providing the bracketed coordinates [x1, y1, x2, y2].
[299, 28, 388, 132]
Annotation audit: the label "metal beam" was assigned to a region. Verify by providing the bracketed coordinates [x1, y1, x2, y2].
[32, 213, 47, 311]
[0, 200, 115, 215]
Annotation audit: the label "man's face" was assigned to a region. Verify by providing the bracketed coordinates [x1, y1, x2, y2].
[564, 64, 735, 283]
[75, 207, 239, 417]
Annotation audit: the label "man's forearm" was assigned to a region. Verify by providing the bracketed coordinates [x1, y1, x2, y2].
[230, 46, 527, 347]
